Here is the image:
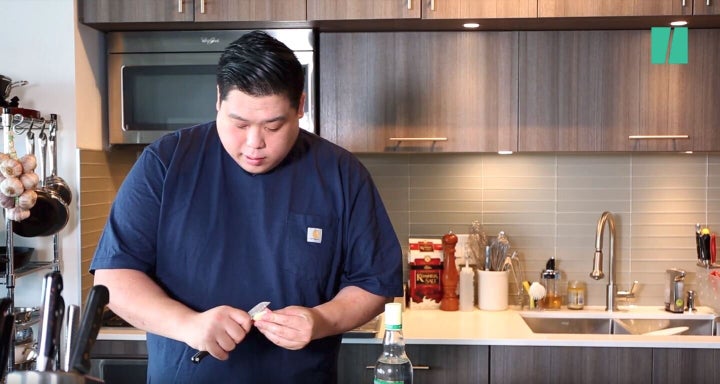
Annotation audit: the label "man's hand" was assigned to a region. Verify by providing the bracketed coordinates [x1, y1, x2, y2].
[187, 305, 254, 360]
[253, 306, 316, 350]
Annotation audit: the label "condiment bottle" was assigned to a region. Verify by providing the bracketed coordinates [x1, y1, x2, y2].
[440, 231, 459, 311]
[458, 246, 475, 311]
[567, 280, 586, 310]
[374, 303, 413, 383]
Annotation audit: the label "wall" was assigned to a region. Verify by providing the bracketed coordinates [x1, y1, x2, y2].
[360, 152, 720, 307]
[2, 0, 86, 308]
[84, 150, 719, 308]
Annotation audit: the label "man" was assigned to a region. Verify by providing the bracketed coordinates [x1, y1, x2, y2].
[91, 31, 403, 383]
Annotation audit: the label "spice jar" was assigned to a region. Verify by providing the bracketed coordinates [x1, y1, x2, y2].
[567, 280, 586, 310]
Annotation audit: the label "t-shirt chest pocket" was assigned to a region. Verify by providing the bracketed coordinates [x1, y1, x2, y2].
[283, 212, 338, 281]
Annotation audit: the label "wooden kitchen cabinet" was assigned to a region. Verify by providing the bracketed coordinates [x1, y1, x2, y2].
[319, 32, 518, 153]
[338, 343, 489, 384]
[519, 29, 720, 152]
[519, 31, 642, 151]
[490, 346, 653, 383]
[307, 0, 421, 20]
[538, 0, 683, 17]
[638, 29, 720, 152]
[653, 348, 720, 384]
[82, 0, 305, 23]
[685, 29, 720, 151]
[308, 0, 536, 20]
[423, 0, 538, 19]
[692, 0, 720, 14]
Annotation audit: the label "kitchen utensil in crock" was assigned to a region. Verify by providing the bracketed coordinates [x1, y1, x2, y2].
[0, 246, 34, 273]
[68, 285, 109, 375]
[63, 305, 80, 372]
[45, 122, 71, 205]
[13, 131, 69, 238]
[36, 271, 63, 372]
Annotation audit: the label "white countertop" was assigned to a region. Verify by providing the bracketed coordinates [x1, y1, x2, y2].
[98, 305, 720, 349]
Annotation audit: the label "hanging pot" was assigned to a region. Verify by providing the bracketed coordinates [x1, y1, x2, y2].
[44, 125, 72, 205]
[13, 132, 69, 238]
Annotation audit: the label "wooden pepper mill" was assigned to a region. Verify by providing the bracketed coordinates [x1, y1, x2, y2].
[440, 230, 459, 311]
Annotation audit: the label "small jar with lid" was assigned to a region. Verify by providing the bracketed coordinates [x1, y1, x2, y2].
[567, 280, 586, 310]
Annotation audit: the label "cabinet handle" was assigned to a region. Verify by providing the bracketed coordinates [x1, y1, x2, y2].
[628, 135, 689, 140]
[178, 0, 183, 13]
[430, 0, 436, 11]
[200, 0, 206, 14]
[389, 137, 448, 142]
[708, 0, 711, 6]
[366, 365, 431, 370]
[682, 0, 686, 6]
[407, 0, 412, 10]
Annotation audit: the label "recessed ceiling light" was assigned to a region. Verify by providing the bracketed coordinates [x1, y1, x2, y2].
[670, 20, 688, 26]
[463, 23, 480, 29]
[683, 151, 693, 154]
[498, 150, 513, 155]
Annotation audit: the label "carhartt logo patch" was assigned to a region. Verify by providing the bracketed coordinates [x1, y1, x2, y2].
[307, 227, 322, 244]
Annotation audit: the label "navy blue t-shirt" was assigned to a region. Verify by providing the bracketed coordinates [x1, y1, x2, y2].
[91, 123, 403, 383]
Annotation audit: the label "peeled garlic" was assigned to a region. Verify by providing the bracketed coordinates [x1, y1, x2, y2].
[0, 177, 24, 197]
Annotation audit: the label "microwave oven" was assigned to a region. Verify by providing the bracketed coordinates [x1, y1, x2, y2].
[107, 29, 315, 145]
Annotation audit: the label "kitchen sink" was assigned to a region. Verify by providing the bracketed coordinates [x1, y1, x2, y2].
[520, 307, 718, 336]
[612, 318, 713, 336]
[521, 315, 612, 334]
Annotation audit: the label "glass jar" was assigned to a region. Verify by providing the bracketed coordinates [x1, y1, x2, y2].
[541, 270, 562, 310]
[567, 280, 586, 310]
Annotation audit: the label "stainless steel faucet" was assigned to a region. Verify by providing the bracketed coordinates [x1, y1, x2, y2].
[590, 211, 618, 311]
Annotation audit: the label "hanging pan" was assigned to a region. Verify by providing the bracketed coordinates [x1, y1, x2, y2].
[13, 131, 69, 238]
[45, 122, 72, 205]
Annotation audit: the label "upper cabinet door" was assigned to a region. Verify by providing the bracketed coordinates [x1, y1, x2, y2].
[519, 31, 642, 152]
[319, 32, 518, 153]
[423, 0, 538, 19]
[693, 0, 720, 14]
[538, 0, 681, 17]
[82, 0, 194, 23]
[195, 0, 306, 22]
[665, 30, 720, 151]
[307, 0, 421, 20]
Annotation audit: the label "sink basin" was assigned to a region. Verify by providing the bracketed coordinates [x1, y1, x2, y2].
[612, 318, 713, 336]
[520, 307, 718, 336]
[521, 315, 612, 334]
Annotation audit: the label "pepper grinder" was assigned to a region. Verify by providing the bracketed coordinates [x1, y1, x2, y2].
[440, 230, 459, 311]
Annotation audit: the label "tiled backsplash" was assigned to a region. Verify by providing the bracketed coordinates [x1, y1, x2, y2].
[79, 148, 141, 302]
[359, 153, 720, 307]
[79, 149, 720, 308]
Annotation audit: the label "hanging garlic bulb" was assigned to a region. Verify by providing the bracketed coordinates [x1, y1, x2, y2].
[0, 177, 24, 197]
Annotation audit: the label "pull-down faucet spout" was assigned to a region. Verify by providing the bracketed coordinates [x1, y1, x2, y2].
[591, 211, 618, 311]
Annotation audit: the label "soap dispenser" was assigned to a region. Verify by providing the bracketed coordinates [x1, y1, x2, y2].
[541, 258, 562, 310]
[664, 268, 686, 313]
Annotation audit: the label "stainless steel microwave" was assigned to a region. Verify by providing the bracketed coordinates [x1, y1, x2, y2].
[107, 29, 315, 145]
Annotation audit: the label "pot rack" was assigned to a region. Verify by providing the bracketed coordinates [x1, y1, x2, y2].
[0, 108, 62, 374]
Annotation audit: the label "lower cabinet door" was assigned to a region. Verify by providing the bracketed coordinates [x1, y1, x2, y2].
[490, 346, 652, 384]
[338, 343, 489, 384]
[653, 348, 720, 384]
